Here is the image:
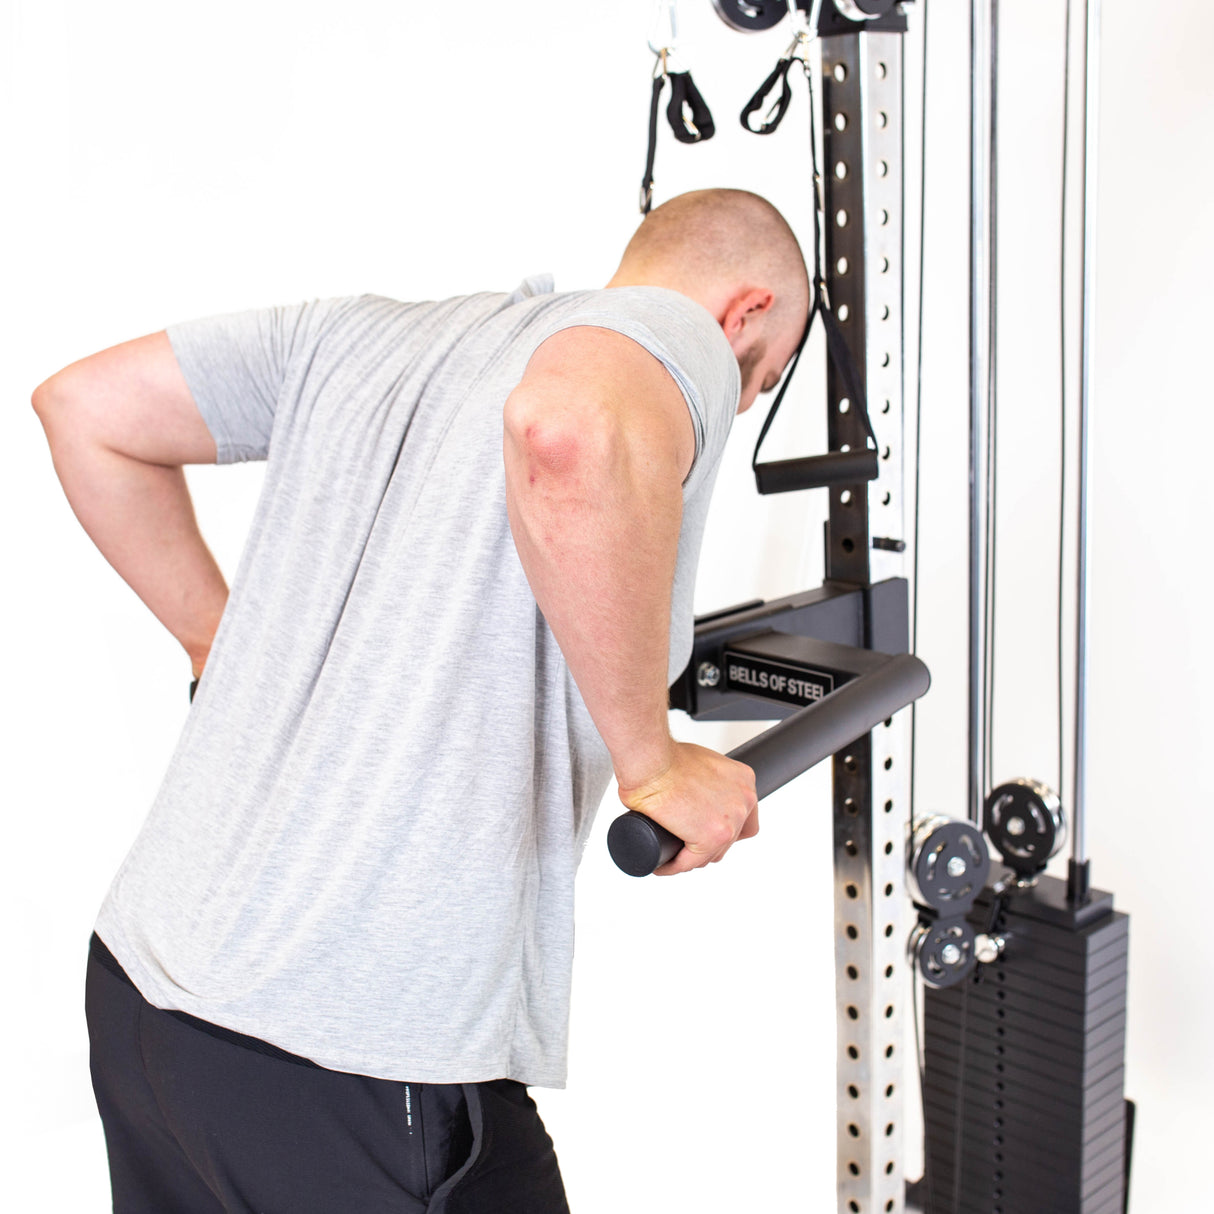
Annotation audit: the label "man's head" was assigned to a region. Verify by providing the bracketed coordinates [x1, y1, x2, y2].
[607, 189, 809, 413]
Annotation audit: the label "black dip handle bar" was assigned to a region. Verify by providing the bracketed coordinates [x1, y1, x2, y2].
[607, 653, 931, 876]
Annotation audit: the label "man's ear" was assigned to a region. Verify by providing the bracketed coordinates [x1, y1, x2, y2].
[721, 288, 775, 351]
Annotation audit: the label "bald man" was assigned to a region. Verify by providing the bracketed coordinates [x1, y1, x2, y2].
[33, 188, 808, 1214]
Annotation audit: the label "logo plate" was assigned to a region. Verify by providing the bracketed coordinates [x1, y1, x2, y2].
[723, 652, 837, 707]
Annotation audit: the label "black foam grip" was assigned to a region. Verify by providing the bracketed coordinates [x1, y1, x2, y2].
[754, 449, 880, 494]
[608, 654, 930, 876]
[607, 811, 685, 877]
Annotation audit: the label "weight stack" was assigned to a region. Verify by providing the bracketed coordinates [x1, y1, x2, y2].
[920, 874, 1129, 1214]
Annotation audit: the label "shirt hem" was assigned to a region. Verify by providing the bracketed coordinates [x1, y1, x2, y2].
[93, 917, 568, 1090]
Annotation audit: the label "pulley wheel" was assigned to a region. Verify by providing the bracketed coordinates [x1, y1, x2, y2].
[908, 815, 990, 914]
[910, 918, 977, 990]
[984, 778, 1067, 877]
[711, 1, 789, 33]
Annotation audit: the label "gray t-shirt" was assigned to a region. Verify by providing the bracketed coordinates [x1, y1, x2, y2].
[95, 279, 740, 1088]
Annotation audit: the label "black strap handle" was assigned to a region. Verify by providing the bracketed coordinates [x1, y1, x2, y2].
[750, 281, 880, 494]
[754, 450, 880, 494]
[641, 66, 715, 214]
[741, 44, 880, 494]
[740, 56, 795, 135]
[667, 71, 715, 144]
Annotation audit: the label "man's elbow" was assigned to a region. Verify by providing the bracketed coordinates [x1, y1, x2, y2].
[31, 370, 105, 458]
[31, 375, 57, 420]
[504, 388, 618, 483]
[32, 366, 107, 447]
[31, 372, 70, 435]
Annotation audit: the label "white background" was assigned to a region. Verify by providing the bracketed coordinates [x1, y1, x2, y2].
[3, 0, 1211, 1209]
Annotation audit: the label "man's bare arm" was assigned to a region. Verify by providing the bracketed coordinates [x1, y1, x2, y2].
[32, 332, 230, 678]
[503, 326, 757, 875]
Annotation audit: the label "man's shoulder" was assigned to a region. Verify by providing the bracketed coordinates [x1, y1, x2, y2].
[530, 287, 724, 357]
[543, 288, 733, 387]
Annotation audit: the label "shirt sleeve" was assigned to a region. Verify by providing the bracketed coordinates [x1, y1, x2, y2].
[528, 286, 741, 498]
[166, 298, 352, 464]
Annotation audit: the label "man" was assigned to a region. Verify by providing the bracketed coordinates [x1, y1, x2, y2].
[33, 188, 809, 1213]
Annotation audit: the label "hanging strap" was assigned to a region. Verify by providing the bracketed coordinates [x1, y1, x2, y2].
[667, 70, 715, 143]
[751, 281, 880, 494]
[744, 40, 881, 495]
[641, 59, 715, 213]
[640, 69, 665, 214]
[740, 55, 797, 135]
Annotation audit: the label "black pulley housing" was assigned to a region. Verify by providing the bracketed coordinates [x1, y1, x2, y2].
[910, 917, 978, 989]
[909, 814, 990, 914]
[711, 0, 790, 32]
[984, 778, 1067, 878]
[713, 0, 903, 33]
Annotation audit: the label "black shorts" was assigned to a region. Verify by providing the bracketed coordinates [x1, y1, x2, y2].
[85, 936, 570, 1214]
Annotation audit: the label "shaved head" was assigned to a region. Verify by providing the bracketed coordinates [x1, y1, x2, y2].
[610, 189, 809, 335]
[608, 189, 810, 412]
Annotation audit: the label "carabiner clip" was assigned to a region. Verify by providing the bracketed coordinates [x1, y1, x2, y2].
[648, 0, 679, 58]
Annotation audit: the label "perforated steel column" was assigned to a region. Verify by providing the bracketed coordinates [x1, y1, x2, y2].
[822, 32, 910, 1214]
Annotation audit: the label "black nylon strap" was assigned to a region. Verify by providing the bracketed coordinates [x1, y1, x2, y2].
[751, 272, 879, 491]
[751, 299, 815, 476]
[640, 73, 665, 214]
[667, 71, 715, 144]
[819, 289, 878, 450]
[642, 68, 716, 213]
[740, 56, 795, 135]
[747, 48, 879, 491]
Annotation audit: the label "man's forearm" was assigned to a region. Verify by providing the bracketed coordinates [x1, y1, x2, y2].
[36, 412, 229, 676]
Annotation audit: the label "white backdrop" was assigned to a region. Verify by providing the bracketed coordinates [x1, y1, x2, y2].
[2, 1, 1211, 1209]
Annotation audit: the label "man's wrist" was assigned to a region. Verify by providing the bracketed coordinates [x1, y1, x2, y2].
[185, 639, 213, 681]
[613, 733, 678, 795]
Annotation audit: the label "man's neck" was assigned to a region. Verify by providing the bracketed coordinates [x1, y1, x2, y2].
[603, 271, 727, 326]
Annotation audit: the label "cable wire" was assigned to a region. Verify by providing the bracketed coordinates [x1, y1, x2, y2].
[983, 0, 1000, 798]
[910, 5, 933, 1210]
[1058, 0, 1073, 806]
[910, 6, 928, 761]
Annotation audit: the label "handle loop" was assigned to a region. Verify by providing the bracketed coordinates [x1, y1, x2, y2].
[740, 56, 796, 135]
[640, 54, 716, 213]
[743, 40, 880, 492]
[667, 71, 715, 144]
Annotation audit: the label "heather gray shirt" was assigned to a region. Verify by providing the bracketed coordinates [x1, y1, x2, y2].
[95, 280, 740, 1087]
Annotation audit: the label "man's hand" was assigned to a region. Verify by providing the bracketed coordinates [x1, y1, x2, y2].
[617, 741, 759, 876]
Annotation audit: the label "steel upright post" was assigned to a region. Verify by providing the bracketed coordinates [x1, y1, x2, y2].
[822, 28, 910, 1214]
